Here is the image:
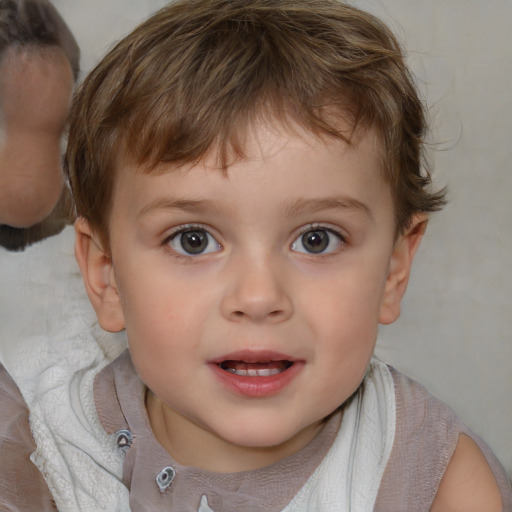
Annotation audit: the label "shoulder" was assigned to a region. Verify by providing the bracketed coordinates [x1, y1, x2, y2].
[431, 433, 502, 512]
[375, 367, 460, 508]
[388, 366, 462, 464]
[375, 367, 510, 511]
[0, 364, 57, 510]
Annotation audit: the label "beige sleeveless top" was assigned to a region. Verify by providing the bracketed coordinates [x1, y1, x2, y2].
[1, 353, 511, 511]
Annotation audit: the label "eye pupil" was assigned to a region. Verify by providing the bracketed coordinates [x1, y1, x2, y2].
[302, 230, 328, 253]
[181, 231, 207, 253]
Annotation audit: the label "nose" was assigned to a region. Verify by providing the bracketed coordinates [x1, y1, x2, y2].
[220, 253, 293, 324]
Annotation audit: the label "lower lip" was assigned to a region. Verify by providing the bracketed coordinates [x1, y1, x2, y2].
[209, 361, 304, 398]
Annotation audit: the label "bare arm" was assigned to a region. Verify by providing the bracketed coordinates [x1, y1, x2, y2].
[431, 434, 503, 512]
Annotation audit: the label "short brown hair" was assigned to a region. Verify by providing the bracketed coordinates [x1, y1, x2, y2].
[66, 0, 445, 246]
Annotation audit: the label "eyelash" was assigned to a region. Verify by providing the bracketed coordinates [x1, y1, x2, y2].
[314, 223, 346, 242]
[161, 223, 348, 259]
[162, 224, 222, 258]
[291, 224, 347, 256]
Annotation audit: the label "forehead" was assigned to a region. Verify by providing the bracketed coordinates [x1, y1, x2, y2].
[127, 116, 385, 177]
[112, 121, 389, 213]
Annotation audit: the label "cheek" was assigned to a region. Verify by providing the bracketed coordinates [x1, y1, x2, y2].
[117, 268, 215, 361]
[298, 264, 385, 384]
[123, 290, 187, 344]
[124, 295, 192, 386]
[303, 262, 388, 330]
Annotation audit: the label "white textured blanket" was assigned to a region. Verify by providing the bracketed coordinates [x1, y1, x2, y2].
[282, 360, 396, 511]
[0, 226, 396, 511]
[0, 227, 129, 511]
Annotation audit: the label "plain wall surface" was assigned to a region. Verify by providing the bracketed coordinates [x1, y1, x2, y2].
[52, 0, 512, 476]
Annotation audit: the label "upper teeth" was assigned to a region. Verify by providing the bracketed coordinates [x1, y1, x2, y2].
[226, 368, 282, 377]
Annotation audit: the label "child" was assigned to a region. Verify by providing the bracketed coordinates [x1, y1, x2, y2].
[0, 0, 511, 510]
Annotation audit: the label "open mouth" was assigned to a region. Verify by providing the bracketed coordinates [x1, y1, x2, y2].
[218, 360, 294, 377]
[210, 352, 302, 396]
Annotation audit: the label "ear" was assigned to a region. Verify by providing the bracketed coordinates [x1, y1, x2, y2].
[74, 218, 125, 332]
[379, 215, 428, 325]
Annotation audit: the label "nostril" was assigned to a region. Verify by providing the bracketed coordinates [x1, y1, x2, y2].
[231, 309, 283, 320]
[223, 290, 292, 322]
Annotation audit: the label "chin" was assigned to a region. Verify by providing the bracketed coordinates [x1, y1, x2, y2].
[218, 417, 317, 452]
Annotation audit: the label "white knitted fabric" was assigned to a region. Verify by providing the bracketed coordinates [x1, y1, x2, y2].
[0, 227, 130, 511]
[282, 359, 396, 512]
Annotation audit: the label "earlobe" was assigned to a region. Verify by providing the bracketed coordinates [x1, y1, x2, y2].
[379, 215, 428, 325]
[74, 218, 125, 332]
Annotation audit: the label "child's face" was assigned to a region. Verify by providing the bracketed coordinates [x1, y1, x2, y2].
[78, 122, 422, 471]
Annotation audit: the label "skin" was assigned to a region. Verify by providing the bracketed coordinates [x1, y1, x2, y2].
[75, 122, 502, 509]
[0, 46, 73, 228]
[432, 434, 502, 511]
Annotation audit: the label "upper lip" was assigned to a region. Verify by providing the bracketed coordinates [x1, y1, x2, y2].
[208, 350, 298, 364]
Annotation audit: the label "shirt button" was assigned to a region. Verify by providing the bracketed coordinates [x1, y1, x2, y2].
[115, 429, 133, 452]
[156, 466, 176, 492]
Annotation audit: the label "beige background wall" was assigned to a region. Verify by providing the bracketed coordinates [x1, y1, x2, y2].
[52, 0, 512, 475]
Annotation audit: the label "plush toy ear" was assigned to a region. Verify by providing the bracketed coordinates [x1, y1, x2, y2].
[379, 215, 428, 325]
[74, 218, 125, 332]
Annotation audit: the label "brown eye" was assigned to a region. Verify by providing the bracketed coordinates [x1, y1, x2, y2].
[291, 228, 343, 255]
[169, 228, 221, 255]
[302, 230, 329, 253]
[181, 231, 208, 253]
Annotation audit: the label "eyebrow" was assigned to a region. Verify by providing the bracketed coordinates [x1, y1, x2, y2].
[284, 197, 373, 219]
[138, 198, 222, 217]
[138, 195, 372, 220]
